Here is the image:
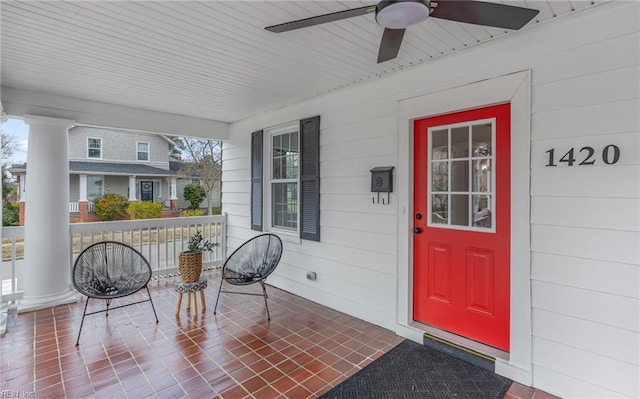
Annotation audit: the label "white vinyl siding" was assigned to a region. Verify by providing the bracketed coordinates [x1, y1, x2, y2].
[222, 3, 639, 398]
[70, 127, 170, 169]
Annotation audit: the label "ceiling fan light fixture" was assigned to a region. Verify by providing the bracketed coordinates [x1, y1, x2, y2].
[375, 0, 431, 29]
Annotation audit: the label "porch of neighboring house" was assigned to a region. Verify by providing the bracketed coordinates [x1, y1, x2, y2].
[10, 164, 184, 225]
[1, 272, 551, 399]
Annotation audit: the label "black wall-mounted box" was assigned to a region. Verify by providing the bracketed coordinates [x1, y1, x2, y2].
[370, 166, 394, 193]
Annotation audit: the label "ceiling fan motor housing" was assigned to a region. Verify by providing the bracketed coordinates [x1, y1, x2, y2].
[375, 0, 431, 29]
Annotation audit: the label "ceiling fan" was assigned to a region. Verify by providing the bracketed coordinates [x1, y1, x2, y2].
[265, 0, 539, 63]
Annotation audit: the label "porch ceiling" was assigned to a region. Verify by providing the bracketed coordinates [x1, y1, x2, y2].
[1, 1, 601, 125]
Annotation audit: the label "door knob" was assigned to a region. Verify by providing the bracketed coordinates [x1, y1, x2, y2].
[414, 227, 423, 234]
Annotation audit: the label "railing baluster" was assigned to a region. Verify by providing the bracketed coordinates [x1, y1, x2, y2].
[11, 237, 17, 293]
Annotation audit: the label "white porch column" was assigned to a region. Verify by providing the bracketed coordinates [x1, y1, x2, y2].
[128, 175, 137, 201]
[19, 115, 77, 311]
[79, 174, 88, 201]
[169, 177, 178, 200]
[18, 173, 26, 202]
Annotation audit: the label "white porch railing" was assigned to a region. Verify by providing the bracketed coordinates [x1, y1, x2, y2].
[69, 202, 94, 213]
[1, 214, 227, 301]
[1, 226, 23, 301]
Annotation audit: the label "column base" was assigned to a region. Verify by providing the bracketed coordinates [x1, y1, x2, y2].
[18, 289, 79, 313]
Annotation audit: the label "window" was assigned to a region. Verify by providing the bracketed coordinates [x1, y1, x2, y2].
[137, 142, 149, 161]
[428, 119, 495, 231]
[251, 116, 320, 241]
[270, 128, 299, 231]
[88, 138, 101, 159]
[87, 175, 103, 200]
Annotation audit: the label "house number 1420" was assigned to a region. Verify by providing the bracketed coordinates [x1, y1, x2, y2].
[545, 145, 620, 167]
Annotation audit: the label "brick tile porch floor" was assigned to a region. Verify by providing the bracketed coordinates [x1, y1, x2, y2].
[1, 269, 558, 398]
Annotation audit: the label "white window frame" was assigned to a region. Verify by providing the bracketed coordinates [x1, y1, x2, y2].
[264, 122, 300, 236]
[137, 141, 150, 161]
[87, 137, 102, 159]
[427, 117, 497, 233]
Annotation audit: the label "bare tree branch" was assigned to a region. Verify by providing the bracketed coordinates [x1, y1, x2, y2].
[174, 137, 222, 215]
[1, 131, 20, 163]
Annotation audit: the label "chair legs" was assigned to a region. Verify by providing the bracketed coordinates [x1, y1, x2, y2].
[75, 288, 158, 346]
[105, 298, 112, 316]
[146, 286, 159, 323]
[213, 277, 224, 316]
[214, 278, 271, 321]
[76, 298, 90, 346]
[260, 280, 271, 321]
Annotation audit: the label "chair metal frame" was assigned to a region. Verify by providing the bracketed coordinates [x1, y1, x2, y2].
[213, 233, 283, 320]
[72, 241, 159, 345]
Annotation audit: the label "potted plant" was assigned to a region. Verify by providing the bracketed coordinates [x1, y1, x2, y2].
[178, 230, 218, 283]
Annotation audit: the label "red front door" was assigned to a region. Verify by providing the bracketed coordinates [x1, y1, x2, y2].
[413, 104, 511, 351]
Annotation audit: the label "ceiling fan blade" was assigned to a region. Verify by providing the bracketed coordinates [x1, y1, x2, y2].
[265, 5, 374, 33]
[430, 0, 539, 30]
[377, 28, 405, 63]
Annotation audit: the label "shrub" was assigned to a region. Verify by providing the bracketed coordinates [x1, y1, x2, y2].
[183, 184, 206, 209]
[128, 201, 163, 220]
[2, 203, 19, 226]
[92, 193, 129, 221]
[182, 209, 205, 217]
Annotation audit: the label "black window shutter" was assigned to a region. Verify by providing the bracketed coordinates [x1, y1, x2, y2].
[300, 116, 321, 241]
[251, 130, 263, 231]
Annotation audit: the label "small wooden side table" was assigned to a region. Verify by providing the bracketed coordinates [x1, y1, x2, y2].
[175, 277, 208, 317]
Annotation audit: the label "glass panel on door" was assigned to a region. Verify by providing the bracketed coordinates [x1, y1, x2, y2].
[428, 120, 495, 231]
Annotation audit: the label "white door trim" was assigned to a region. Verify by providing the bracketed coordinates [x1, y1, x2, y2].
[396, 70, 532, 385]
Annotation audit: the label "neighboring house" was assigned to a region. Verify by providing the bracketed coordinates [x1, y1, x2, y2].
[10, 126, 220, 224]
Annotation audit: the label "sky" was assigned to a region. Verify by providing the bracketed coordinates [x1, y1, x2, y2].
[1, 117, 29, 164]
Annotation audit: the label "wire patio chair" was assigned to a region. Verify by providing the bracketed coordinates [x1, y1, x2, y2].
[213, 234, 283, 321]
[72, 241, 158, 345]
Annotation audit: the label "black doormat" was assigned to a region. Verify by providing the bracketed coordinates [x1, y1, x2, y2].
[319, 340, 511, 399]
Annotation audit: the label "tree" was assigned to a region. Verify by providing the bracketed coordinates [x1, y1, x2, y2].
[173, 138, 222, 215]
[183, 183, 206, 210]
[1, 131, 20, 163]
[1, 129, 21, 225]
[1, 166, 18, 226]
